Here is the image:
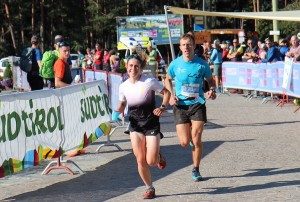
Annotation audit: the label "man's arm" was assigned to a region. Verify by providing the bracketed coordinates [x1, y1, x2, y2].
[55, 77, 70, 88]
[164, 74, 177, 105]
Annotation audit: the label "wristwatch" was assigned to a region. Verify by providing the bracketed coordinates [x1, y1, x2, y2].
[160, 104, 166, 109]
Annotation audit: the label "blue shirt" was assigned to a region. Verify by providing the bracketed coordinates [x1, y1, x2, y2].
[261, 46, 281, 63]
[168, 55, 212, 105]
[279, 46, 289, 61]
[32, 48, 42, 73]
[209, 48, 223, 64]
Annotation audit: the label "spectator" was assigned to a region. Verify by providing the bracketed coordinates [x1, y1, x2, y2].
[77, 48, 85, 68]
[227, 39, 244, 94]
[209, 40, 223, 93]
[278, 39, 289, 61]
[54, 41, 73, 88]
[260, 38, 281, 63]
[242, 39, 259, 62]
[94, 43, 103, 70]
[221, 43, 229, 62]
[285, 35, 300, 61]
[103, 48, 111, 71]
[27, 35, 44, 91]
[109, 49, 120, 72]
[258, 43, 267, 61]
[227, 39, 243, 62]
[84, 47, 93, 69]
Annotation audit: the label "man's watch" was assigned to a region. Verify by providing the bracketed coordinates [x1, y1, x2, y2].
[160, 104, 166, 109]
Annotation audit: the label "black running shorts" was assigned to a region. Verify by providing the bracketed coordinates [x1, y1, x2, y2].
[173, 103, 207, 125]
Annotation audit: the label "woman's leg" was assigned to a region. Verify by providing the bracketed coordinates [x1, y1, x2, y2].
[145, 135, 161, 167]
[130, 131, 152, 186]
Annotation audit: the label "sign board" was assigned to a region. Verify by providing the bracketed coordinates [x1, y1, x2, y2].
[116, 14, 184, 45]
[194, 24, 205, 31]
[269, 30, 280, 35]
[194, 31, 211, 44]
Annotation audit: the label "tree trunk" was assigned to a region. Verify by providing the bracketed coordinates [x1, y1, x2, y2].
[187, 1, 192, 30]
[32, 0, 35, 34]
[126, 0, 129, 15]
[18, 4, 25, 46]
[40, 0, 45, 52]
[50, 0, 54, 43]
[4, 1, 17, 54]
[83, 0, 89, 46]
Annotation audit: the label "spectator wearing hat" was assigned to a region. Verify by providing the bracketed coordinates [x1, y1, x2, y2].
[27, 35, 44, 91]
[278, 38, 289, 61]
[285, 35, 300, 61]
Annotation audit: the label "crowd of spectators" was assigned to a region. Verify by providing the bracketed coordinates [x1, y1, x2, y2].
[194, 31, 300, 97]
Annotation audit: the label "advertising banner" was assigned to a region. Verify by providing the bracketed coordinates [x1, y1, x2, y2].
[116, 14, 184, 45]
[0, 80, 111, 178]
[222, 61, 300, 97]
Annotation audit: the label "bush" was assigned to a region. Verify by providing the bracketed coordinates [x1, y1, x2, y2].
[3, 62, 12, 79]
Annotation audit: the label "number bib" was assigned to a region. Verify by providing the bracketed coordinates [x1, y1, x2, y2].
[181, 83, 200, 97]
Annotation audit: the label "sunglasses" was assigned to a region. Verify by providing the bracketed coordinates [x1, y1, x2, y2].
[58, 41, 70, 47]
[127, 54, 142, 63]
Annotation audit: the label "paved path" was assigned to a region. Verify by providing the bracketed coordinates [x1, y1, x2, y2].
[1, 93, 300, 202]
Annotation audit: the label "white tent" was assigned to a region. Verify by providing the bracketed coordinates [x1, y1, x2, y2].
[167, 6, 300, 22]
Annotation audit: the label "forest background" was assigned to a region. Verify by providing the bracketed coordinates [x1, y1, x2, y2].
[1, 0, 300, 58]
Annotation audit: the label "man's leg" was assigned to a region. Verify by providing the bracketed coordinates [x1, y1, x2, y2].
[175, 123, 191, 147]
[190, 120, 205, 168]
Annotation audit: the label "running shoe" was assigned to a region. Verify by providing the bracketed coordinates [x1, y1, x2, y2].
[157, 152, 166, 170]
[192, 169, 202, 182]
[143, 187, 156, 199]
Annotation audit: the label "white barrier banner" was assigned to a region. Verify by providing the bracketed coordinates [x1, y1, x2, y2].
[60, 80, 111, 151]
[94, 70, 107, 82]
[108, 73, 123, 111]
[85, 70, 95, 82]
[282, 57, 294, 89]
[0, 80, 110, 166]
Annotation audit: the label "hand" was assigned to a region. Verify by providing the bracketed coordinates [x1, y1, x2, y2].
[169, 95, 178, 106]
[111, 111, 121, 122]
[153, 107, 165, 116]
[206, 89, 217, 100]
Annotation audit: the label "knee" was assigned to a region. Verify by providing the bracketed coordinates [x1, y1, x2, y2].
[147, 160, 157, 167]
[180, 141, 190, 147]
[136, 158, 148, 167]
[193, 141, 203, 149]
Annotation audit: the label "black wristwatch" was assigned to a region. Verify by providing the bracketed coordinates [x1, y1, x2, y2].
[210, 88, 216, 93]
[160, 104, 166, 109]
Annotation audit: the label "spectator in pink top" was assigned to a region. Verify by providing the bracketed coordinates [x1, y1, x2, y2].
[286, 35, 300, 61]
[103, 48, 111, 71]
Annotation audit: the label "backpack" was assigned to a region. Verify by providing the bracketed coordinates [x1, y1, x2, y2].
[20, 47, 34, 73]
[40, 50, 58, 79]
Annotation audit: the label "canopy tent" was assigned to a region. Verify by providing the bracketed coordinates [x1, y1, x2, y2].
[167, 6, 300, 22]
[164, 6, 300, 60]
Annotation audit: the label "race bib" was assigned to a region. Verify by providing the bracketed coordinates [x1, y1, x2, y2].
[181, 83, 200, 97]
